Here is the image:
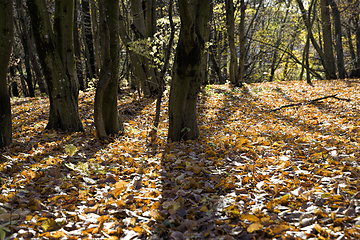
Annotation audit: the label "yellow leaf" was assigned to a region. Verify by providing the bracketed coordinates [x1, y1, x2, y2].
[314, 223, 323, 233]
[273, 224, 289, 235]
[240, 214, 259, 223]
[200, 206, 209, 212]
[247, 222, 263, 233]
[64, 144, 77, 156]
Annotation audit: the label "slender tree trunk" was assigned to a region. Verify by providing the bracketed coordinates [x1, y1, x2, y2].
[82, 0, 95, 78]
[153, 0, 175, 129]
[27, 31, 47, 94]
[0, 0, 13, 148]
[27, 0, 84, 132]
[16, 0, 35, 97]
[91, 0, 101, 76]
[238, 0, 246, 85]
[329, 0, 345, 79]
[356, 9, 360, 77]
[74, 0, 84, 90]
[168, 0, 211, 141]
[94, 0, 124, 140]
[296, 0, 336, 79]
[130, 0, 159, 97]
[320, 0, 337, 79]
[225, 0, 237, 84]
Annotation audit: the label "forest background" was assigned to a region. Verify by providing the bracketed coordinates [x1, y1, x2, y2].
[1, 0, 360, 239]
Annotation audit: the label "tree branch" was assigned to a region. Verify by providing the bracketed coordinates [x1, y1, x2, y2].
[266, 94, 350, 112]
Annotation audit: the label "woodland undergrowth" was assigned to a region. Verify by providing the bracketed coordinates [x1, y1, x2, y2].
[1, 80, 360, 239]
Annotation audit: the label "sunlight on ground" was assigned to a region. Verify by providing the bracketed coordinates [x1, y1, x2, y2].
[1, 80, 360, 239]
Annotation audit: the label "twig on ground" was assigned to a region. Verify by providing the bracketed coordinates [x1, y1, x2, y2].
[266, 94, 350, 112]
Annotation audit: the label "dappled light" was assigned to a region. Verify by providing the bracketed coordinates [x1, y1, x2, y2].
[1, 80, 360, 239]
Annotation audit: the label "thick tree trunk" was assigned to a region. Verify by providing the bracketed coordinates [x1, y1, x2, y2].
[320, 0, 337, 79]
[0, 0, 13, 148]
[27, 0, 84, 132]
[94, 0, 124, 140]
[168, 0, 211, 141]
[54, 0, 79, 99]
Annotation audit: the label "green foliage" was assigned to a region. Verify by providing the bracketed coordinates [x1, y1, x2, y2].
[128, 16, 180, 75]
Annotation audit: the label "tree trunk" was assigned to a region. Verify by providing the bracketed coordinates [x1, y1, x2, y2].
[168, 0, 211, 141]
[16, 0, 35, 97]
[237, 0, 246, 85]
[82, 0, 96, 78]
[91, 0, 101, 77]
[295, 0, 336, 79]
[74, 0, 85, 90]
[54, 0, 79, 99]
[0, 0, 13, 148]
[225, 0, 237, 84]
[329, 0, 345, 79]
[94, 0, 124, 140]
[320, 0, 337, 79]
[130, 0, 159, 97]
[27, 0, 84, 132]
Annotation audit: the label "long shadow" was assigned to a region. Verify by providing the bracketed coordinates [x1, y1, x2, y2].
[2, 83, 359, 239]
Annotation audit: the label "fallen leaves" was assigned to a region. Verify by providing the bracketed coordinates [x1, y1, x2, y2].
[1, 80, 360, 239]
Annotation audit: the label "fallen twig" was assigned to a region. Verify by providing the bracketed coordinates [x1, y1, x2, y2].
[267, 94, 350, 112]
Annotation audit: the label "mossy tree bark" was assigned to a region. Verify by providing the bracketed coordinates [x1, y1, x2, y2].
[168, 0, 211, 141]
[0, 0, 14, 148]
[94, 0, 124, 140]
[27, 0, 84, 132]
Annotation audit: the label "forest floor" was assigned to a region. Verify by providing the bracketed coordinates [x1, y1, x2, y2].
[1, 80, 360, 240]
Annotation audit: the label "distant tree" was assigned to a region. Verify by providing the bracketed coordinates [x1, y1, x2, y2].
[16, 0, 35, 97]
[130, 0, 159, 97]
[27, 0, 84, 132]
[0, 0, 14, 148]
[94, 0, 124, 140]
[329, 0, 345, 79]
[320, 0, 337, 79]
[82, 0, 96, 79]
[168, 0, 212, 141]
[225, 0, 237, 84]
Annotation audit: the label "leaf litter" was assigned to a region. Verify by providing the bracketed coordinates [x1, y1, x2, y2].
[1, 80, 360, 239]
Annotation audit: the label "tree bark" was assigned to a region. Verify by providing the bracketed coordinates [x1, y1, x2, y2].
[237, 0, 246, 85]
[0, 0, 13, 148]
[94, 0, 124, 140]
[320, 0, 337, 79]
[295, 0, 336, 79]
[130, 0, 159, 97]
[329, 0, 345, 78]
[82, 0, 96, 78]
[168, 0, 211, 141]
[16, 0, 35, 97]
[225, 0, 237, 84]
[74, 0, 85, 90]
[27, 0, 84, 132]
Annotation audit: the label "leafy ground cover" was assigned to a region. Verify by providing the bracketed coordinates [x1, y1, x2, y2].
[1, 80, 360, 239]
